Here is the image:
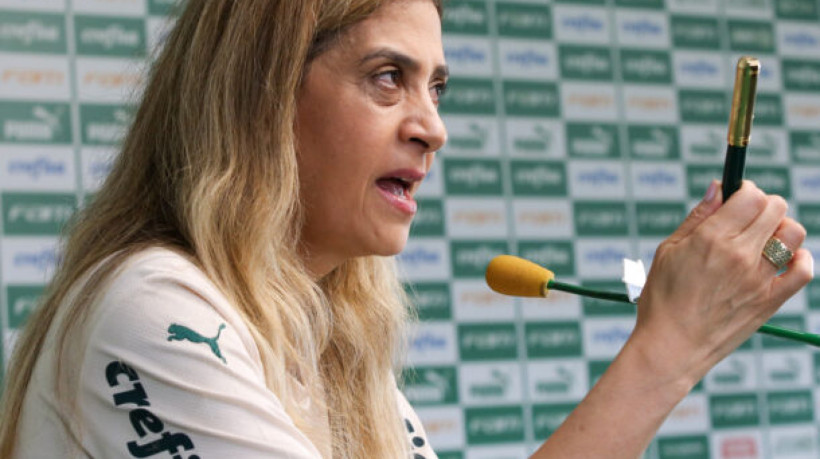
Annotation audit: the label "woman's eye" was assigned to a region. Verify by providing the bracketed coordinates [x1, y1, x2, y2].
[430, 81, 447, 105]
[375, 69, 401, 87]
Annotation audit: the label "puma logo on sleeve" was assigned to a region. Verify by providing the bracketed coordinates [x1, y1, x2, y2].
[167, 323, 227, 364]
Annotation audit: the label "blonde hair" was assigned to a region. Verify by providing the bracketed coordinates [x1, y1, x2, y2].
[0, 1, 441, 457]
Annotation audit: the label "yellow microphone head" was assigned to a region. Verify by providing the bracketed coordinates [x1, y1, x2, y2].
[485, 255, 555, 298]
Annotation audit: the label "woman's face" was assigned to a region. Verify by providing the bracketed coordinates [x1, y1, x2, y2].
[295, 0, 448, 277]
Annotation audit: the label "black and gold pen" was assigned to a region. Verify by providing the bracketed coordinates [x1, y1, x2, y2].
[721, 56, 760, 201]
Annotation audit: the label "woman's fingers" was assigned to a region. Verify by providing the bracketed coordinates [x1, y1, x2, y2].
[666, 180, 722, 243]
[771, 248, 815, 305]
[759, 217, 807, 274]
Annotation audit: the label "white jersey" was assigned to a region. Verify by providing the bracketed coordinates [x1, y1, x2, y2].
[15, 248, 437, 459]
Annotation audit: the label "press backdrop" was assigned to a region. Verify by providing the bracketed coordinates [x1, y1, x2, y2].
[1, 0, 820, 458]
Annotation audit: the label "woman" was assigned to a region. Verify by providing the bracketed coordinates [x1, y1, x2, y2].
[0, 0, 813, 458]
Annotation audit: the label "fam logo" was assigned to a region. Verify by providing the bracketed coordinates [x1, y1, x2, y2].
[528, 361, 585, 400]
[727, 20, 775, 53]
[674, 53, 723, 88]
[405, 282, 451, 321]
[559, 45, 612, 81]
[776, 0, 819, 18]
[628, 125, 679, 160]
[671, 16, 721, 50]
[532, 403, 575, 439]
[583, 320, 633, 358]
[771, 429, 818, 458]
[506, 120, 560, 155]
[686, 164, 723, 198]
[441, 78, 495, 115]
[764, 355, 807, 386]
[709, 393, 760, 428]
[442, 118, 494, 153]
[632, 163, 685, 199]
[779, 24, 820, 54]
[767, 391, 814, 425]
[443, 39, 490, 75]
[452, 280, 514, 321]
[567, 123, 619, 158]
[78, 60, 145, 102]
[402, 366, 458, 405]
[623, 87, 676, 123]
[554, 7, 608, 44]
[397, 240, 449, 280]
[661, 396, 708, 433]
[746, 166, 791, 198]
[503, 81, 560, 118]
[0, 102, 71, 144]
[783, 60, 820, 92]
[525, 321, 582, 358]
[573, 202, 628, 236]
[442, 1, 488, 35]
[616, 12, 668, 47]
[75, 16, 146, 57]
[443, 43, 487, 64]
[707, 356, 751, 389]
[562, 83, 616, 120]
[450, 240, 508, 278]
[442, 150, 500, 188]
[0, 60, 68, 99]
[464, 406, 525, 445]
[458, 323, 517, 361]
[678, 89, 727, 123]
[512, 201, 573, 239]
[717, 435, 759, 459]
[791, 131, 820, 162]
[657, 436, 708, 459]
[81, 104, 133, 146]
[510, 160, 566, 196]
[496, 3, 551, 39]
[461, 364, 520, 403]
[6, 155, 68, 182]
[409, 199, 444, 237]
[0, 11, 66, 54]
[7, 244, 61, 284]
[621, 50, 671, 84]
[408, 323, 456, 365]
[2, 192, 76, 236]
[518, 241, 574, 277]
[6, 285, 44, 329]
[636, 203, 685, 237]
[501, 46, 552, 72]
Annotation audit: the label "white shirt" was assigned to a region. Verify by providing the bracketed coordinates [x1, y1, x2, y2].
[15, 248, 437, 459]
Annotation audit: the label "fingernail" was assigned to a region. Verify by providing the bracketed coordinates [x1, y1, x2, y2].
[703, 180, 717, 203]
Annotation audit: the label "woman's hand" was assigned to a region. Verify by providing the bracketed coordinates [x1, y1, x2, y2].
[531, 180, 813, 459]
[631, 179, 814, 387]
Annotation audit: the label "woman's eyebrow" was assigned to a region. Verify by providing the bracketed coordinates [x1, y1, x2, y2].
[359, 48, 449, 80]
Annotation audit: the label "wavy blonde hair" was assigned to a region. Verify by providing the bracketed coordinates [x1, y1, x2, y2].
[0, 0, 442, 457]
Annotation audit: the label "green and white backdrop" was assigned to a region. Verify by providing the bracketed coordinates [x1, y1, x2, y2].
[1, 0, 820, 457]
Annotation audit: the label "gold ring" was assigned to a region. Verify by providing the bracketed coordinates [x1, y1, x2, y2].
[762, 237, 793, 270]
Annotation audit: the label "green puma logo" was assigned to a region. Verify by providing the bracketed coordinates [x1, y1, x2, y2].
[167, 323, 227, 364]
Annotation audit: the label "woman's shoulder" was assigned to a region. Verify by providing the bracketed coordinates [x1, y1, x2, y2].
[84, 245, 264, 374]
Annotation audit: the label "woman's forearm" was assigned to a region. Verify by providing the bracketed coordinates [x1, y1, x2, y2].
[530, 330, 695, 459]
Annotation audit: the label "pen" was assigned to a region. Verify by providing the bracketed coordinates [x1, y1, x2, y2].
[721, 56, 760, 201]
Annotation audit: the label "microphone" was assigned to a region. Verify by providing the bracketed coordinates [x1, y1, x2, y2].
[484, 254, 820, 348]
[485, 254, 631, 303]
[485, 254, 554, 298]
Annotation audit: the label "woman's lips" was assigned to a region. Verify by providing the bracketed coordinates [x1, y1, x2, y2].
[376, 178, 417, 215]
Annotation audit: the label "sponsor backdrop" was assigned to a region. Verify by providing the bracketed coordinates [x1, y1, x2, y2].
[1, 0, 820, 457]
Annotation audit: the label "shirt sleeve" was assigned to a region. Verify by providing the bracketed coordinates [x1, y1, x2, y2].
[77, 251, 326, 458]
